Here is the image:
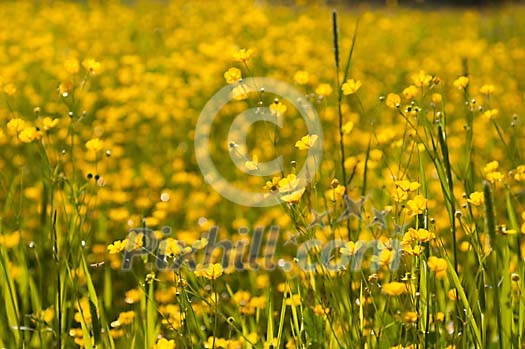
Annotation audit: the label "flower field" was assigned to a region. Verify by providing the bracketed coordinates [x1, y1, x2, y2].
[1, 1, 525, 348]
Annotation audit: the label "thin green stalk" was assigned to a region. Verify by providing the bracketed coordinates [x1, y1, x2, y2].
[483, 181, 505, 349]
[332, 11, 346, 189]
[333, 11, 359, 188]
[51, 209, 62, 349]
[437, 125, 458, 273]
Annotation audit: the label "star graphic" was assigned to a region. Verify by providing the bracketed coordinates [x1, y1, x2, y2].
[370, 207, 390, 228]
[307, 209, 330, 229]
[393, 223, 409, 238]
[283, 231, 300, 246]
[337, 194, 365, 222]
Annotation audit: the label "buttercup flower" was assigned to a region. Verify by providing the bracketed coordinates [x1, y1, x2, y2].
[342, 78, 362, 95]
[245, 155, 259, 171]
[82, 58, 101, 75]
[279, 174, 305, 203]
[385, 93, 401, 109]
[315, 83, 333, 97]
[382, 282, 408, 296]
[233, 48, 254, 62]
[453, 76, 469, 90]
[224, 67, 242, 84]
[195, 263, 224, 280]
[428, 256, 448, 279]
[86, 138, 104, 152]
[294, 70, 310, 85]
[295, 134, 318, 150]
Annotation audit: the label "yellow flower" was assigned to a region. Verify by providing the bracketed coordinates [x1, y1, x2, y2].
[402, 85, 419, 99]
[402, 244, 423, 256]
[427, 256, 448, 279]
[403, 311, 418, 323]
[232, 290, 251, 305]
[391, 187, 408, 202]
[342, 121, 353, 134]
[395, 180, 420, 192]
[407, 228, 435, 242]
[152, 338, 176, 349]
[381, 281, 408, 296]
[385, 93, 400, 109]
[232, 85, 248, 100]
[111, 311, 135, 327]
[269, 100, 287, 116]
[59, 80, 74, 97]
[245, 155, 259, 171]
[312, 304, 330, 316]
[467, 191, 484, 206]
[3, 83, 16, 96]
[41, 117, 59, 130]
[86, 138, 104, 152]
[295, 134, 318, 150]
[342, 78, 362, 95]
[125, 232, 144, 251]
[18, 127, 41, 143]
[453, 76, 469, 90]
[73, 297, 93, 325]
[124, 288, 141, 304]
[277, 283, 291, 293]
[482, 108, 499, 120]
[285, 294, 301, 306]
[279, 174, 300, 193]
[109, 329, 124, 338]
[315, 83, 333, 97]
[483, 161, 499, 174]
[480, 84, 495, 95]
[224, 67, 242, 84]
[294, 70, 310, 85]
[431, 93, 442, 104]
[107, 240, 126, 254]
[485, 171, 504, 183]
[256, 274, 269, 289]
[242, 333, 259, 346]
[7, 118, 27, 133]
[377, 249, 396, 269]
[263, 176, 281, 192]
[249, 295, 266, 309]
[412, 70, 432, 87]
[82, 58, 101, 75]
[459, 241, 471, 252]
[0, 231, 20, 248]
[192, 238, 208, 250]
[38, 307, 55, 324]
[406, 195, 427, 217]
[64, 58, 80, 74]
[281, 187, 305, 204]
[205, 337, 230, 349]
[278, 174, 305, 203]
[328, 184, 346, 201]
[195, 263, 223, 280]
[514, 165, 525, 181]
[340, 241, 362, 256]
[159, 238, 184, 256]
[448, 288, 457, 301]
[233, 48, 254, 62]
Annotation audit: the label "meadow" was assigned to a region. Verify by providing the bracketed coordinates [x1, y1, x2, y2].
[1, 1, 525, 348]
